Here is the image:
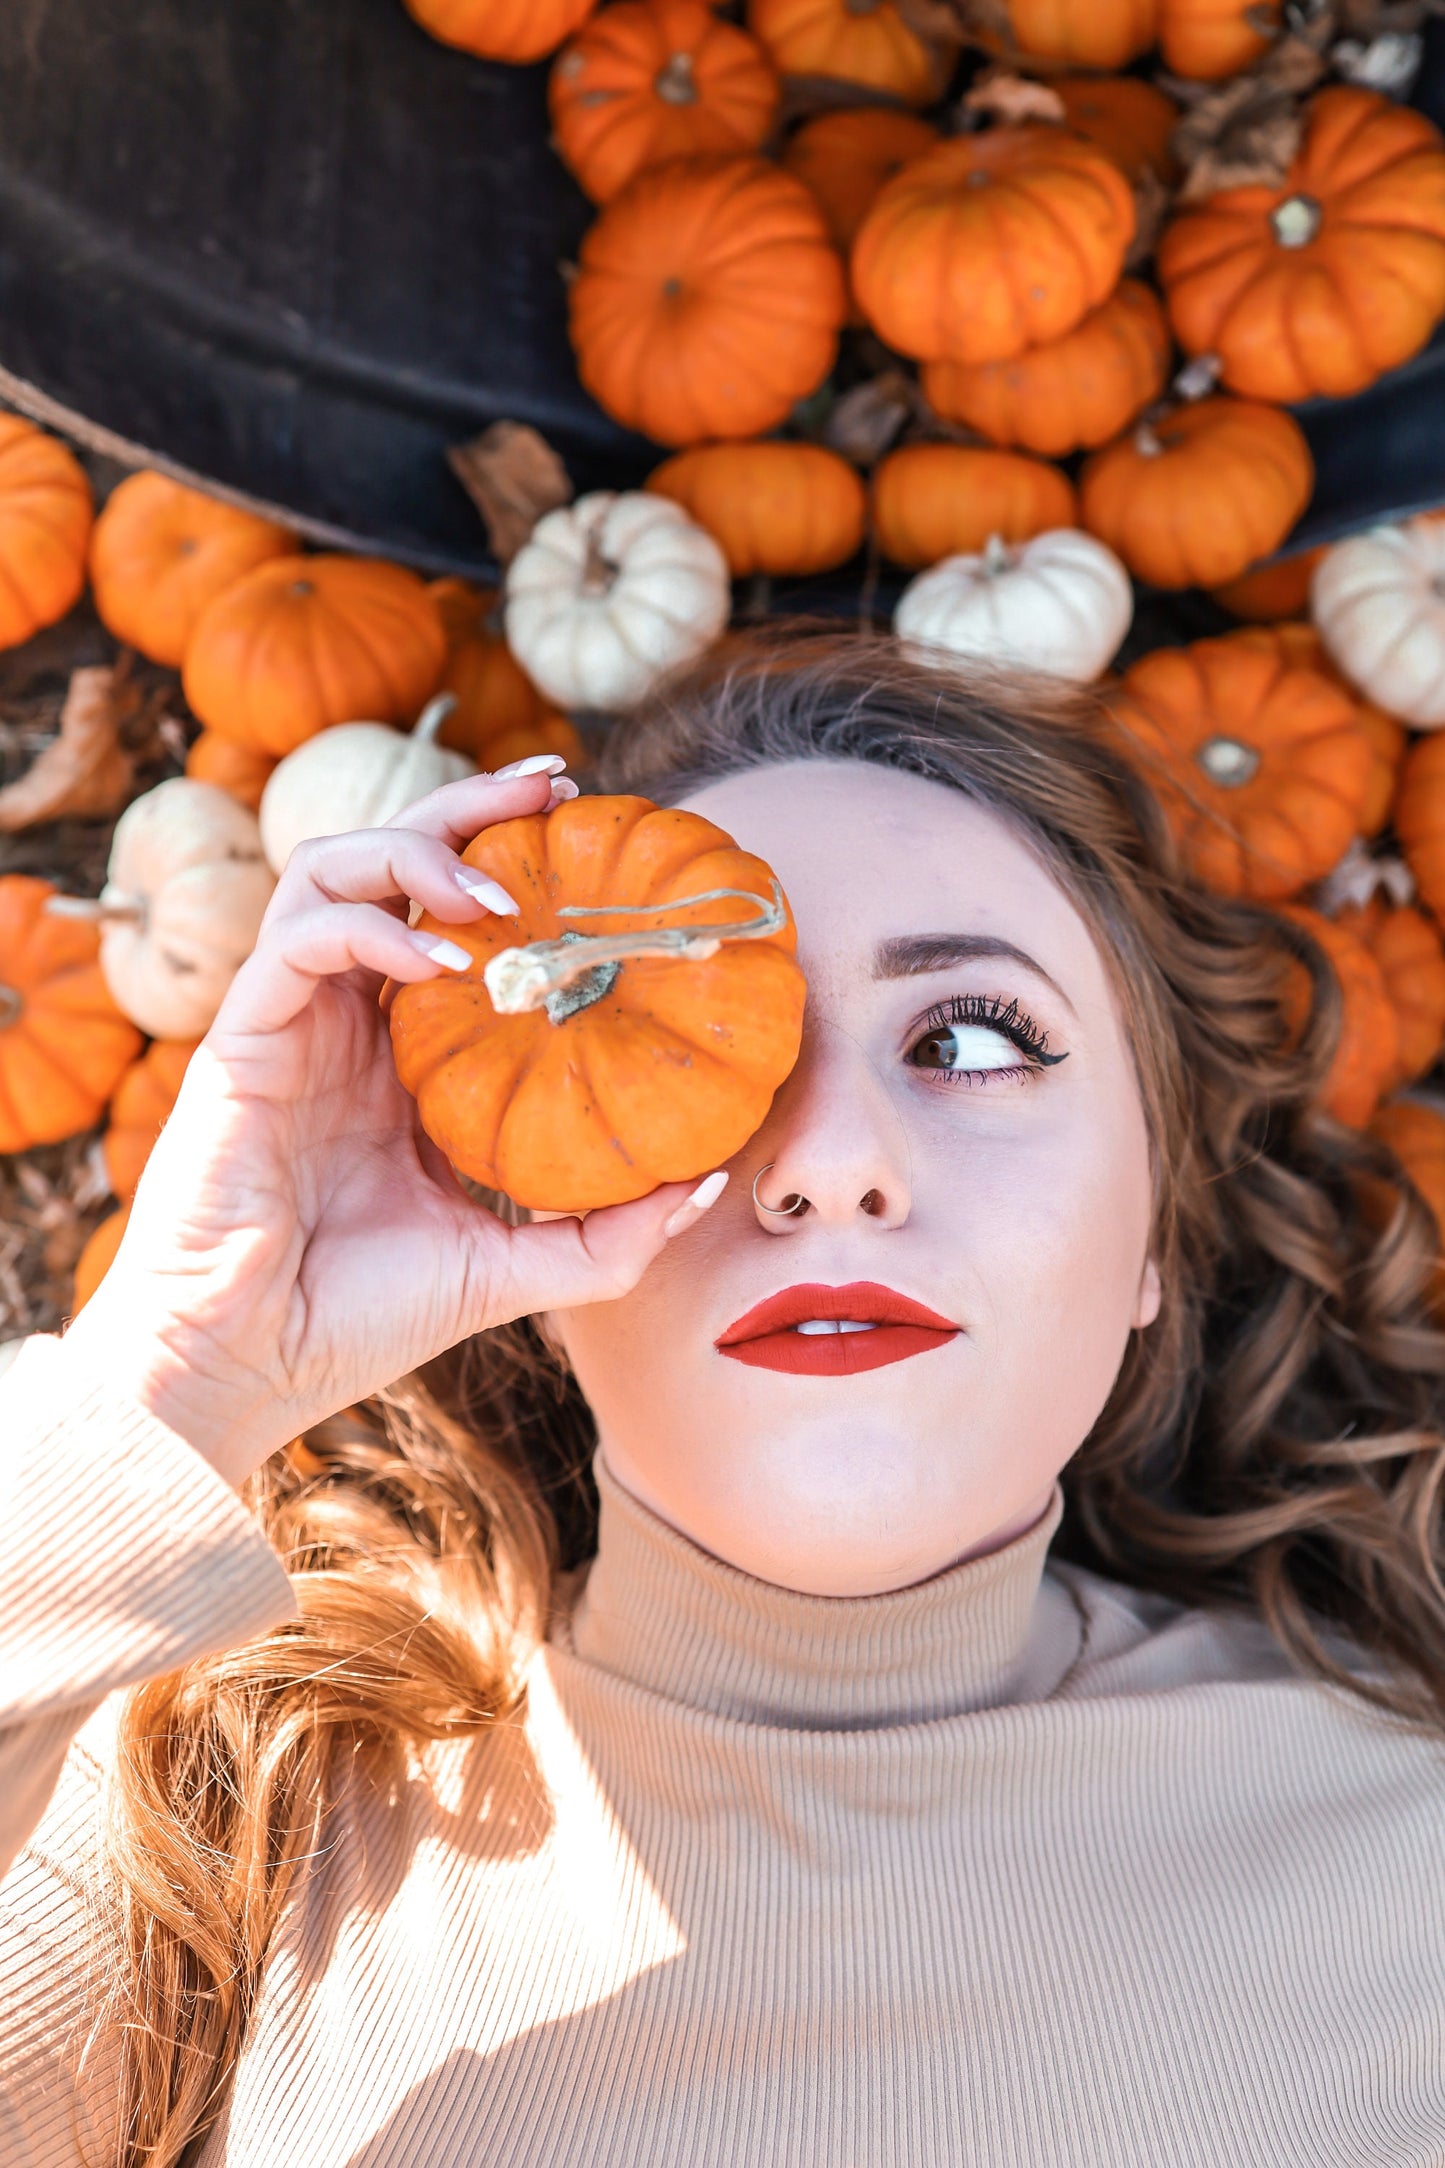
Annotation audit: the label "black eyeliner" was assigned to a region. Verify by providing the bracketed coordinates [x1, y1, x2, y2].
[920, 994, 1069, 1069]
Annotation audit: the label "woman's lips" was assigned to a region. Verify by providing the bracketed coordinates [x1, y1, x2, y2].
[715, 1281, 961, 1377]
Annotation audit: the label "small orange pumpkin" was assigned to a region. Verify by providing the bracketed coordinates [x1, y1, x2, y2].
[402, 0, 596, 62]
[182, 555, 447, 756]
[1370, 1098, 1445, 1310]
[103, 1038, 201, 1202]
[986, 0, 1156, 72]
[1394, 737, 1445, 922]
[0, 416, 93, 652]
[1158, 88, 1445, 404]
[782, 107, 939, 319]
[390, 795, 806, 1210]
[1111, 633, 1370, 901]
[1280, 904, 1398, 1128]
[184, 730, 280, 814]
[1229, 621, 1406, 838]
[646, 441, 866, 577]
[427, 578, 583, 770]
[1053, 75, 1179, 184]
[0, 874, 143, 1152]
[1157, 0, 1280, 78]
[1079, 397, 1313, 591]
[72, 1204, 131, 1314]
[1334, 899, 1445, 1093]
[745, 0, 950, 106]
[871, 444, 1076, 570]
[89, 473, 297, 667]
[852, 128, 1136, 365]
[550, 0, 779, 206]
[921, 280, 1171, 459]
[1211, 546, 1326, 622]
[569, 154, 846, 447]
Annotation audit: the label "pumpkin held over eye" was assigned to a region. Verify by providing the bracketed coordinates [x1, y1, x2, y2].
[1157, 87, 1445, 405]
[0, 874, 142, 1154]
[389, 796, 806, 1211]
[1112, 632, 1371, 901]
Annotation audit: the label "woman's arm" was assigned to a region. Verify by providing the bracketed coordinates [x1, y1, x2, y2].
[0, 761, 724, 1877]
[0, 1335, 295, 1886]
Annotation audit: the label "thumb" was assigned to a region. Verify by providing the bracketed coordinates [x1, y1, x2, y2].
[483, 1171, 730, 1324]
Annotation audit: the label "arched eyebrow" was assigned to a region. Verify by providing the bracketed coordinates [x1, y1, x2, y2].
[873, 935, 1077, 1019]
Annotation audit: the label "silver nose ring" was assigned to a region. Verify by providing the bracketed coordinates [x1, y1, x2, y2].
[752, 1163, 809, 1218]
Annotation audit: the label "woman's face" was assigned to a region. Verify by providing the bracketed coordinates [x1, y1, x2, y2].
[550, 759, 1160, 1596]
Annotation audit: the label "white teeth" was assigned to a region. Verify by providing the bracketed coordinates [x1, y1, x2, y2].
[794, 1319, 878, 1335]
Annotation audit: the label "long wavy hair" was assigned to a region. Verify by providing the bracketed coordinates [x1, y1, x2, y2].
[94, 630, 1445, 2165]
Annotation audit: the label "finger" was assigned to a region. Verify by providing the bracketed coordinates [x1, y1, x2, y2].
[215, 901, 475, 1036]
[381, 765, 570, 850]
[271, 825, 524, 927]
[481, 1172, 730, 1322]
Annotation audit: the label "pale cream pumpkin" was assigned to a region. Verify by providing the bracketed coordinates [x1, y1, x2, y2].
[893, 529, 1133, 682]
[77, 779, 276, 1038]
[1311, 516, 1445, 728]
[259, 694, 476, 874]
[504, 491, 730, 712]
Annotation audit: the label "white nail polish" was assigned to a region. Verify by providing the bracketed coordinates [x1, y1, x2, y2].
[663, 1169, 728, 1237]
[421, 937, 473, 971]
[497, 753, 567, 780]
[453, 868, 520, 914]
[550, 778, 581, 802]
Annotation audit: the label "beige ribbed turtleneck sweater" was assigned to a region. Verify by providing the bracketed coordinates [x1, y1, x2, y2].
[3, 1332, 1445, 2165]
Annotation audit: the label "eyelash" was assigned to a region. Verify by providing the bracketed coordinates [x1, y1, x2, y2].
[908, 993, 1067, 1087]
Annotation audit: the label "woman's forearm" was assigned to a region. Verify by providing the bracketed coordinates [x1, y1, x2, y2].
[0, 1335, 295, 1886]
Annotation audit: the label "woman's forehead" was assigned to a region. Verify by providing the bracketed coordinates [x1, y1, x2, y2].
[682, 759, 1107, 996]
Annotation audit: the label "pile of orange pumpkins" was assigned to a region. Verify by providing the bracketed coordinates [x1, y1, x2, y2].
[8, 0, 1445, 1314]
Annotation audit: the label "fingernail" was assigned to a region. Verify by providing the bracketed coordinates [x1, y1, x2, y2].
[550, 778, 581, 802]
[453, 868, 519, 915]
[663, 1170, 728, 1237]
[414, 934, 472, 970]
[496, 753, 567, 780]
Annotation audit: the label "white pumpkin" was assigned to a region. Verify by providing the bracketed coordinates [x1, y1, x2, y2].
[259, 693, 475, 873]
[1312, 516, 1445, 728]
[95, 778, 276, 1038]
[504, 491, 730, 712]
[893, 530, 1134, 683]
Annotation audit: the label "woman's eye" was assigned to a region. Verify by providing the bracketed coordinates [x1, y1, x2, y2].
[909, 1024, 1024, 1075]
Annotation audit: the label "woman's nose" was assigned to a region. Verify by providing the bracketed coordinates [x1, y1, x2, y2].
[747, 1019, 911, 1232]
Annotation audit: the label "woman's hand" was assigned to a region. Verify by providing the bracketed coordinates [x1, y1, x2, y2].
[62, 762, 727, 1490]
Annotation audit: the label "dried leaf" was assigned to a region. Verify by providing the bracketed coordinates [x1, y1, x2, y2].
[823, 374, 920, 466]
[447, 421, 573, 564]
[1124, 166, 1174, 272]
[1336, 0, 1440, 33]
[1315, 842, 1416, 913]
[1171, 63, 1314, 199]
[958, 68, 1066, 127]
[892, 0, 994, 46]
[0, 666, 134, 831]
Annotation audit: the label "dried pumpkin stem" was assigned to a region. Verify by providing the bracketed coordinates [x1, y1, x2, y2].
[412, 692, 458, 744]
[981, 533, 1013, 576]
[0, 983, 22, 1030]
[1271, 194, 1322, 249]
[484, 880, 787, 1022]
[654, 52, 697, 105]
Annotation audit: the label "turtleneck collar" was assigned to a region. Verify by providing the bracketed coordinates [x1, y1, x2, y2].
[561, 1453, 1071, 1729]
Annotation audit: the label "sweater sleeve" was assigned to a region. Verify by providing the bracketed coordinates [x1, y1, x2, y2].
[0, 1333, 297, 1884]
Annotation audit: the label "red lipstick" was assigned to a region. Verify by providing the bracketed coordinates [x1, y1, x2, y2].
[716, 1282, 961, 1377]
